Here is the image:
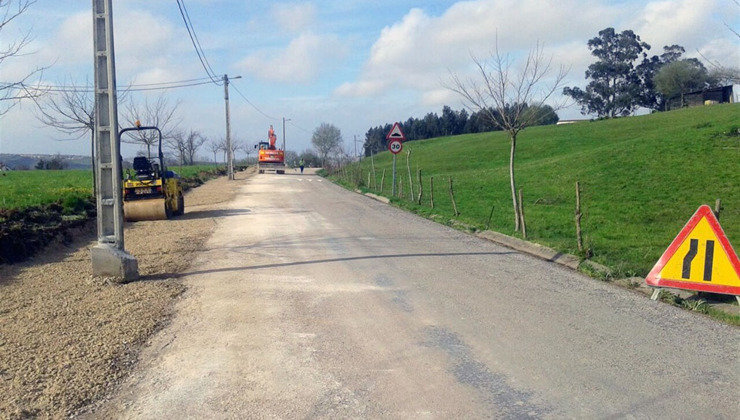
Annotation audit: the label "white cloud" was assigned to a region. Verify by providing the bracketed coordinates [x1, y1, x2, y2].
[272, 2, 317, 33]
[632, 0, 716, 48]
[335, 0, 616, 98]
[237, 32, 347, 83]
[335, 0, 738, 102]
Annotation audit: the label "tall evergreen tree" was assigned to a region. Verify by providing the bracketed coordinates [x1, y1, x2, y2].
[563, 28, 651, 117]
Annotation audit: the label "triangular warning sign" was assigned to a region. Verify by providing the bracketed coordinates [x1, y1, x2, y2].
[386, 122, 405, 140]
[646, 205, 740, 295]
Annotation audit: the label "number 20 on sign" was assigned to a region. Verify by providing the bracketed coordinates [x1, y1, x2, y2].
[646, 205, 740, 296]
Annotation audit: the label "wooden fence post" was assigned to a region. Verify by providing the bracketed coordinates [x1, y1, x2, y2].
[406, 149, 414, 201]
[417, 169, 423, 205]
[575, 181, 583, 252]
[486, 202, 495, 230]
[399, 178, 403, 198]
[449, 177, 459, 216]
[430, 176, 435, 209]
[518, 188, 527, 239]
[367, 171, 371, 188]
[714, 198, 721, 220]
[370, 153, 377, 190]
[380, 168, 386, 193]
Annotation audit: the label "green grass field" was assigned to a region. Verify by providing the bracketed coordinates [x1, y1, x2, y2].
[342, 104, 739, 277]
[0, 164, 225, 212]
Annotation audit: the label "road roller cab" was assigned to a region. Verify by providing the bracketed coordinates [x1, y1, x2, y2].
[121, 123, 184, 221]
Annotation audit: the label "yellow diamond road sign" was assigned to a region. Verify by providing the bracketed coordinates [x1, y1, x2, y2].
[646, 205, 740, 295]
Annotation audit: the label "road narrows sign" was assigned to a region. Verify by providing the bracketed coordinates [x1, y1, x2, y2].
[386, 122, 406, 141]
[645, 205, 739, 295]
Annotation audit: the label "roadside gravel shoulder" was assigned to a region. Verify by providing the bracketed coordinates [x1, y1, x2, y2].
[0, 169, 253, 418]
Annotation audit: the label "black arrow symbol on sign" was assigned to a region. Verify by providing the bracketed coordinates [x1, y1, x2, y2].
[681, 238, 715, 282]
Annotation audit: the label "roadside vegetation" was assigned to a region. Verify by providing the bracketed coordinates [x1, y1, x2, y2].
[333, 104, 739, 279]
[0, 164, 232, 264]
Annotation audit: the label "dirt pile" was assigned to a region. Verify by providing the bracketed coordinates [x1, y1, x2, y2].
[0, 169, 252, 418]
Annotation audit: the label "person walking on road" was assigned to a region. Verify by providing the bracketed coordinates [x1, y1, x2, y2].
[299, 159, 305, 174]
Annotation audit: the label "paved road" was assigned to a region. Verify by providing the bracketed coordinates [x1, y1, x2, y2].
[102, 169, 738, 418]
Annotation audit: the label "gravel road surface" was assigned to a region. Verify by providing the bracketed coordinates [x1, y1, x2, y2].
[1, 171, 249, 418]
[98, 169, 738, 418]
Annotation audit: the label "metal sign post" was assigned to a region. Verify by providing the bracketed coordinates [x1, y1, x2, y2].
[386, 123, 405, 197]
[90, 0, 138, 280]
[392, 154, 397, 196]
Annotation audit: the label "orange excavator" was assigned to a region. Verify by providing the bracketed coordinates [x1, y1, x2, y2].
[256, 125, 285, 174]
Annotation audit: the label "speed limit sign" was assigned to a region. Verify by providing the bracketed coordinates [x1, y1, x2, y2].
[388, 139, 403, 154]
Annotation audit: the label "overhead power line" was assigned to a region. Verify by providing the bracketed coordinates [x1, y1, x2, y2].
[230, 82, 279, 121]
[288, 120, 312, 134]
[175, 0, 221, 85]
[10, 79, 215, 93]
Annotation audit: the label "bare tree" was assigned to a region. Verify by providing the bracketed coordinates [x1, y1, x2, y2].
[166, 130, 187, 166]
[448, 42, 568, 231]
[183, 130, 206, 165]
[34, 78, 131, 193]
[121, 94, 180, 158]
[208, 140, 221, 164]
[0, 0, 48, 115]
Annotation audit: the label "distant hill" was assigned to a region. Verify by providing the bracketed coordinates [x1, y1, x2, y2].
[0, 154, 91, 170]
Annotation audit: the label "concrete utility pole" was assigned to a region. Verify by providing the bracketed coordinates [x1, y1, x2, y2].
[223, 74, 234, 180]
[282, 117, 291, 151]
[90, 0, 138, 280]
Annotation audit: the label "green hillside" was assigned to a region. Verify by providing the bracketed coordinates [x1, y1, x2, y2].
[348, 104, 739, 277]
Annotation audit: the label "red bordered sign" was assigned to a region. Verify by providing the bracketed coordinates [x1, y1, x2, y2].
[388, 139, 403, 154]
[645, 205, 740, 295]
[386, 122, 405, 141]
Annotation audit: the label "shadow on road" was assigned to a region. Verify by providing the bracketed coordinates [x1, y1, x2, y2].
[138, 251, 516, 281]
[179, 208, 251, 220]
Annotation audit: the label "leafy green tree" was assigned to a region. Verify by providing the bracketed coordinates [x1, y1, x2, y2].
[654, 59, 709, 108]
[563, 28, 651, 117]
[635, 45, 687, 110]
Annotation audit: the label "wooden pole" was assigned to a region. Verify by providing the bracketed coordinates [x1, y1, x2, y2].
[518, 188, 527, 239]
[367, 171, 371, 188]
[486, 201, 495, 230]
[449, 177, 459, 216]
[714, 198, 721, 220]
[399, 177, 403, 198]
[370, 152, 377, 190]
[417, 169, 423, 205]
[430, 176, 434, 209]
[406, 149, 414, 201]
[380, 168, 386, 193]
[575, 181, 583, 252]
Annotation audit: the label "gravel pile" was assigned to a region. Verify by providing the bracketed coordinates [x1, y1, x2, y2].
[0, 170, 252, 418]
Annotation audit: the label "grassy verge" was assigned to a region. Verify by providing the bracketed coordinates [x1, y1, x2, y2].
[335, 104, 738, 279]
[0, 164, 227, 213]
[0, 165, 231, 264]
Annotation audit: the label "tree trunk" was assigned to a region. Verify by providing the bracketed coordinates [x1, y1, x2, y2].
[509, 134, 520, 231]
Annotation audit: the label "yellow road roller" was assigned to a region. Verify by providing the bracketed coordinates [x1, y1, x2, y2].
[121, 123, 184, 221]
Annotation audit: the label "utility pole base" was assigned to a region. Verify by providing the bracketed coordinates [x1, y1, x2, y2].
[91, 243, 139, 282]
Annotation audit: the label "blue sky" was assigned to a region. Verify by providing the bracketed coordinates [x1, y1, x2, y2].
[1, 0, 738, 158]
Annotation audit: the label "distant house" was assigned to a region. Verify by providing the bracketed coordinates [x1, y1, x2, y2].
[682, 85, 735, 108]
